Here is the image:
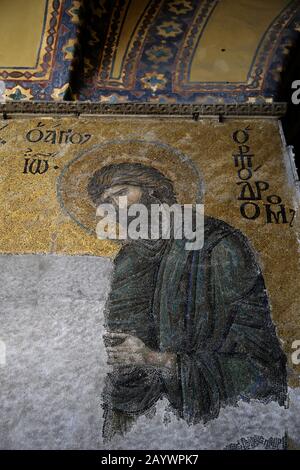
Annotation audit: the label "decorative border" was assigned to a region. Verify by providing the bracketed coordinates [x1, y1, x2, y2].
[174, 0, 300, 94]
[0, 101, 287, 116]
[173, 0, 217, 93]
[0, 0, 63, 81]
[79, 0, 300, 103]
[1, 0, 80, 101]
[97, 0, 161, 90]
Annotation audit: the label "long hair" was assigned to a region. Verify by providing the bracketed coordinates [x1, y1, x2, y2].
[87, 162, 177, 206]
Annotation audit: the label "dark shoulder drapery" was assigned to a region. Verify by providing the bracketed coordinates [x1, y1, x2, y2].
[154, 217, 287, 424]
[102, 217, 287, 436]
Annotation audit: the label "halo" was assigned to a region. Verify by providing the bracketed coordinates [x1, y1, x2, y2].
[57, 139, 203, 235]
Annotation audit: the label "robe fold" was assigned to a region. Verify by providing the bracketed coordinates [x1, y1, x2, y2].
[102, 216, 287, 436]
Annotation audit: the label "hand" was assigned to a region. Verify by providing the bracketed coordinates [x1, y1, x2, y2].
[104, 332, 176, 371]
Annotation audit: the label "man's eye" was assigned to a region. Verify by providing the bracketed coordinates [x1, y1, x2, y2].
[116, 189, 128, 196]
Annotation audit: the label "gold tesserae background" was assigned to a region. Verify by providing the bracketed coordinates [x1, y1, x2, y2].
[0, 116, 299, 384]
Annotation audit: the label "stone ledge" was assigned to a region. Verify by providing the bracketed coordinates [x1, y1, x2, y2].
[0, 101, 287, 117]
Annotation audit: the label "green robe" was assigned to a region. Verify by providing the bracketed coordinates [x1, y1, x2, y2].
[102, 216, 287, 437]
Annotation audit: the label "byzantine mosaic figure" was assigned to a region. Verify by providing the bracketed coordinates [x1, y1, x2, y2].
[86, 162, 287, 441]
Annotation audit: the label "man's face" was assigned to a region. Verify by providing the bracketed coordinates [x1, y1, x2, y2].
[96, 184, 144, 241]
[98, 184, 143, 209]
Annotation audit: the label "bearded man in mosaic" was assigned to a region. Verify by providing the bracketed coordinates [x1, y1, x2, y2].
[87, 162, 287, 441]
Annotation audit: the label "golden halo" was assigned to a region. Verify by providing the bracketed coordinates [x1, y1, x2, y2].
[57, 139, 203, 234]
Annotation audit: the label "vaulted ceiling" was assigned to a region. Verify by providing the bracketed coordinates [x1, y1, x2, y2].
[1, 0, 300, 103]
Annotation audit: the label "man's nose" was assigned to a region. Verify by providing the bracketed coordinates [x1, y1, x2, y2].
[96, 205, 107, 217]
[99, 193, 111, 204]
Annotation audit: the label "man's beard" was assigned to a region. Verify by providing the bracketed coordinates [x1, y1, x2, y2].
[116, 192, 169, 247]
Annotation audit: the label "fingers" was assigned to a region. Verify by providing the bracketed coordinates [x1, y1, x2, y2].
[106, 348, 130, 354]
[106, 350, 128, 360]
[104, 332, 128, 339]
[103, 332, 129, 348]
[106, 352, 130, 366]
[107, 354, 122, 363]
[106, 348, 138, 366]
[107, 358, 123, 366]
[103, 332, 128, 346]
